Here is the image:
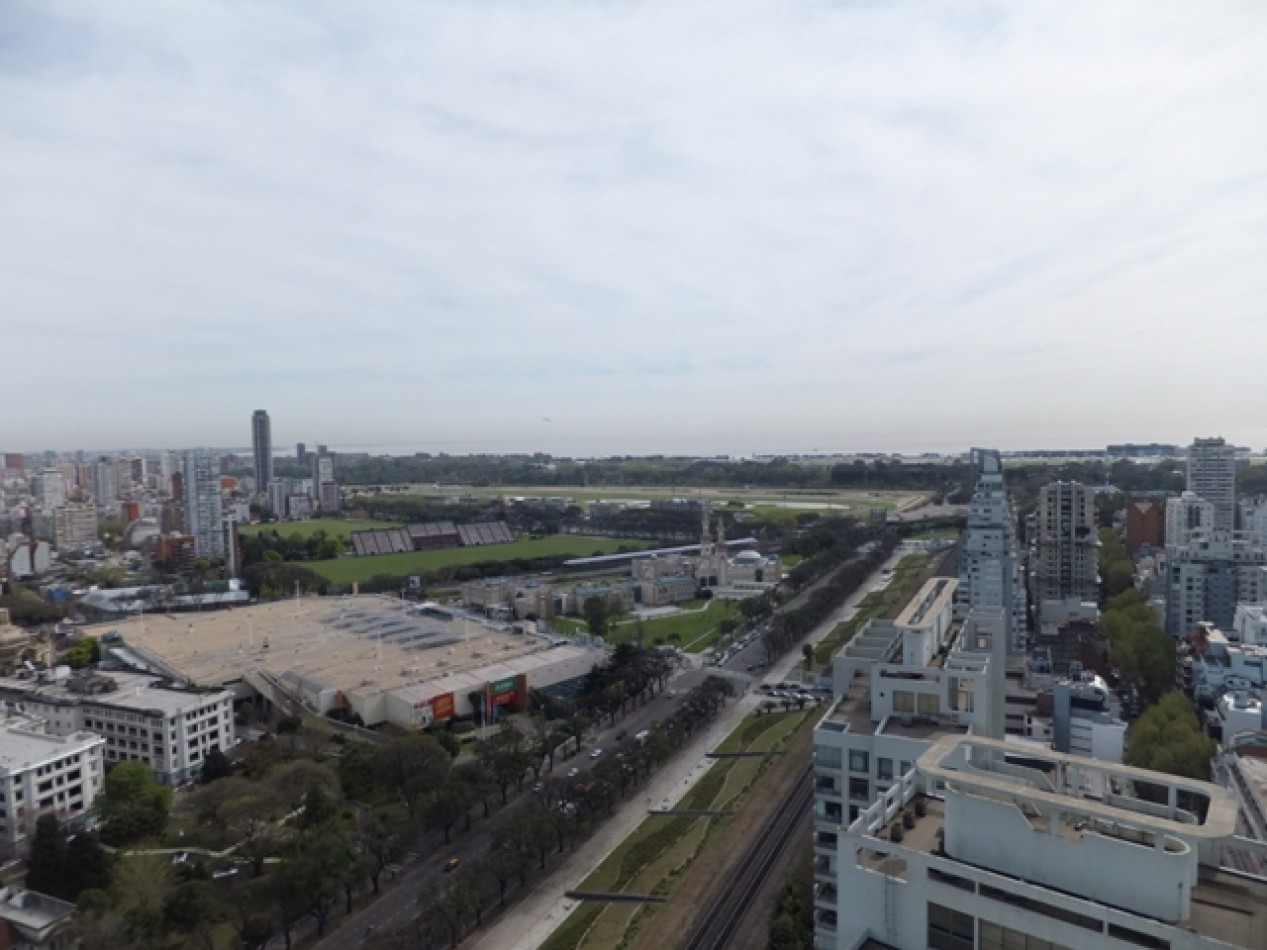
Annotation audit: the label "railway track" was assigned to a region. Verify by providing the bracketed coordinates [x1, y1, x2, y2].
[683, 765, 814, 950]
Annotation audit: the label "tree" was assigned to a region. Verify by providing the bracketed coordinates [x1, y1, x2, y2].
[163, 880, 222, 950]
[95, 762, 171, 846]
[1126, 692, 1218, 780]
[66, 830, 114, 899]
[582, 595, 610, 637]
[26, 815, 68, 898]
[200, 746, 233, 785]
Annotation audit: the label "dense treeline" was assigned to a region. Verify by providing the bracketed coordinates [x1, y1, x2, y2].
[323, 453, 1225, 500]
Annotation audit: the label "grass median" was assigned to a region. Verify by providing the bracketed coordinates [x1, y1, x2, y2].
[541, 706, 815, 950]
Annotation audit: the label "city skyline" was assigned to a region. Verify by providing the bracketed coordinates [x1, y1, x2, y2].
[5, 2, 1267, 452]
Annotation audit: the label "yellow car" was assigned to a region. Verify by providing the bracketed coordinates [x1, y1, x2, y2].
[445, 857, 460, 873]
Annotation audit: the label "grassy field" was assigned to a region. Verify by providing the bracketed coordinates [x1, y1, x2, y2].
[813, 553, 934, 666]
[420, 485, 927, 514]
[238, 518, 398, 541]
[541, 708, 814, 950]
[910, 527, 961, 542]
[550, 599, 742, 649]
[297, 535, 653, 584]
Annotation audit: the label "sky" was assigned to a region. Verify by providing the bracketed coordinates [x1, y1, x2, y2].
[4, 1, 1267, 458]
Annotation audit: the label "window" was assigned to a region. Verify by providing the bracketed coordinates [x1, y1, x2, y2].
[928, 902, 973, 950]
[848, 778, 869, 800]
[980, 921, 1072, 950]
[849, 750, 869, 773]
[893, 691, 915, 713]
[877, 758, 893, 781]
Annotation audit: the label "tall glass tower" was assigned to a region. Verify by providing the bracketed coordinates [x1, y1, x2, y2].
[251, 409, 272, 508]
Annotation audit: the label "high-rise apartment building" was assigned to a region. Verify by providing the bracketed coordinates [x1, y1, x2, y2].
[954, 449, 1028, 654]
[36, 469, 65, 511]
[92, 457, 118, 507]
[296, 442, 307, 466]
[1034, 480, 1098, 605]
[1188, 436, 1237, 532]
[1165, 533, 1267, 635]
[182, 451, 224, 559]
[251, 410, 272, 507]
[52, 504, 97, 552]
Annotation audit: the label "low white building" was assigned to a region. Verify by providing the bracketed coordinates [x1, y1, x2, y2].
[0, 716, 104, 859]
[820, 734, 1265, 950]
[0, 885, 79, 948]
[0, 670, 234, 786]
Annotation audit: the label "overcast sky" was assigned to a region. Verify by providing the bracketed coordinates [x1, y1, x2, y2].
[4, 1, 1267, 457]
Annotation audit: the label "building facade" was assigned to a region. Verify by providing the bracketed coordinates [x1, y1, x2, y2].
[955, 448, 1028, 654]
[1188, 436, 1238, 533]
[819, 735, 1263, 950]
[51, 504, 97, 552]
[182, 451, 224, 559]
[0, 670, 235, 786]
[251, 409, 272, 509]
[1033, 481, 1098, 606]
[0, 719, 104, 859]
[1125, 497, 1165, 554]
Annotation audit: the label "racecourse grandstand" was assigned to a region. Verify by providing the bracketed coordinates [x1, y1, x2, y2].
[351, 520, 514, 556]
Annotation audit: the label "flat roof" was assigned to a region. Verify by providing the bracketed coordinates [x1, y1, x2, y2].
[0, 670, 229, 715]
[894, 577, 957, 630]
[919, 735, 1238, 839]
[0, 726, 100, 775]
[93, 596, 567, 696]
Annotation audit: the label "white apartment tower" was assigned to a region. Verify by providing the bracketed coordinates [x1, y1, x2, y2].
[1034, 480, 1099, 605]
[1188, 436, 1237, 533]
[251, 409, 272, 508]
[955, 448, 1028, 654]
[182, 451, 224, 559]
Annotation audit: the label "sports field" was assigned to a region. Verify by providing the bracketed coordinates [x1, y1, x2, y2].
[238, 518, 398, 541]
[296, 535, 653, 584]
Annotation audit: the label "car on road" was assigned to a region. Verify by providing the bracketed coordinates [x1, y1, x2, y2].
[615, 729, 627, 741]
[444, 857, 460, 873]
[589, 748, 603, 759]
[568, 767, 581, 778]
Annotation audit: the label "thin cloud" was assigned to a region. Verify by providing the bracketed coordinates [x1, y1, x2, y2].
[3, 1, 1267, 453]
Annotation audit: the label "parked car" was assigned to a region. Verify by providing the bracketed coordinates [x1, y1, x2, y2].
[590, 748, 603, 759]
[615, 730, 627, 741]
[444, 857, 460, 873]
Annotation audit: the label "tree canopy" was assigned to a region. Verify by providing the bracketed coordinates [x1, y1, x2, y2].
[1125, 692, 1217, 780]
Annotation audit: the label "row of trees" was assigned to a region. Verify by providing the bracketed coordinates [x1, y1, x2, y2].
[240, 529, 344, 567]
[762, 534, 900, 663]
[1098, 527, 1135, 599]
[388, 675, 738, 948]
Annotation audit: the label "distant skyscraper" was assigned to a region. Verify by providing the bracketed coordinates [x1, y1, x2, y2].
[312, 450, 337, 514]
[183, 451, 225, 559]
[1188, 436, 1237, 532]
[251, 410, 272, 508]
[296, 442, 307, 466]
[93, 458, 118, 507]
[37, 469, 66, 511]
